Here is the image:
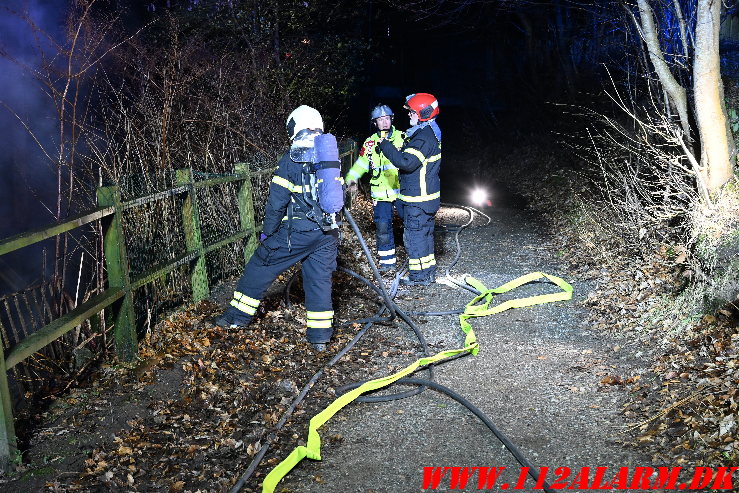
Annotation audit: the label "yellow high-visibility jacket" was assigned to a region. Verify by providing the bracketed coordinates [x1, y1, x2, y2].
[346, 126, 406, 201]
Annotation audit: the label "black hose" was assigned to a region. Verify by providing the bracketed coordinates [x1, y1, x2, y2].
[343, 208, 397, 320]
[230, 202, 551, 492]
[228, 305, 385, 493]
[333, 263, 434, 402]
[437, 202, 490, 279]
[389, 378, 555, 493]
[281, 214, 435, 403]
[408, 203, 488, 314]
[230, 208, 430, 491]
[406, 309, 464, 316]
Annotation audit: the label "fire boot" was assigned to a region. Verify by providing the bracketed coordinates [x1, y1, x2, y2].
[307, 326, 333, 352]
[399, 274, 435, 286]
[214, 307, 252, 329]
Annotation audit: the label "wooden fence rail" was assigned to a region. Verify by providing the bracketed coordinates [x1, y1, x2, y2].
[0, 139, 356, 472]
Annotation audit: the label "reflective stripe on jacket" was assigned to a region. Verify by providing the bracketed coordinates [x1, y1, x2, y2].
[378, 124, 441, 210]
[262, 153, 322, 236]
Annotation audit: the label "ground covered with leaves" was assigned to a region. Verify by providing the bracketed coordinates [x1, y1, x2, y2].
[0, 198, 430, 492]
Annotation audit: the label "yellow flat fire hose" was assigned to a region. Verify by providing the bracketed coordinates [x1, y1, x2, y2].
[261, 271, 573, 493]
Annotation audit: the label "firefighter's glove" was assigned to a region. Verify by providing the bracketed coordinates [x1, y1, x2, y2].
[259, 233, 267, 242]
[347, 180, 358, 193]
[315, 133, 339, 163]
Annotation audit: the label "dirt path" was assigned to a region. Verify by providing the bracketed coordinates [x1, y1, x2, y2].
[270, 194, 652, 492]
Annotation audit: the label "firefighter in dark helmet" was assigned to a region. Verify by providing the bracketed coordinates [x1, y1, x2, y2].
[345, 104, 406, 272]
[377, 93, 441, 286]
[216, 105, 343, 351]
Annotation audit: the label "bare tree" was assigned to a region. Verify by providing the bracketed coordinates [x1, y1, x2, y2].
[633, 0, 691, 144]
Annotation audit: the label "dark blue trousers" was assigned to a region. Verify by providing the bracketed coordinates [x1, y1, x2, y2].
[402, 203, 437, 281]
[373, 200, 402, 268]
[233, 226, 338, 343]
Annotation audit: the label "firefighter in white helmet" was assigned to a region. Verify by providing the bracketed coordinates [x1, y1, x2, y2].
[216, 105, 342, 351]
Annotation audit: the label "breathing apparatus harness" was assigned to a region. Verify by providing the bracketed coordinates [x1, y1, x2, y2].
[287, 131, 343, 239]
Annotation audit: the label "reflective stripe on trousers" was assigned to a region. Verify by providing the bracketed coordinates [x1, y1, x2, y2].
[233, 227, 337, 342]
[402, 204, 436, 280]
[373, 200, 400, 265]
[230, 291, 260, 315]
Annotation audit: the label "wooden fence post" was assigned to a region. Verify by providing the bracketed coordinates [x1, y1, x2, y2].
[235, 163, 258, 264]
[97, 186, 137, 362]
[340, 139, 357, 209]
[175, 169, 210, 302]
[0, 337, 17, 472]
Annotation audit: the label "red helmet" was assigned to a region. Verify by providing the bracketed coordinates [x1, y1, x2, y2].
[404, 93, 439, 121]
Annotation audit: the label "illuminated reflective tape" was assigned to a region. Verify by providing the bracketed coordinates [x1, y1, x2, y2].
[428, 153, 441, 162]
[272, 176, 297, 191]
[398, 192, 440, 203]
[379, 258, 396, 265]
[420, 161, 427, 197]
[231, 289, 260, 316]
[272, 176, 310, 193]
[306, 319, 332, 329]
[262, 272, 574, 493]
[233, 291, 259, 307]
[402, 148, 425, 162]
[378, 248, 396, 256]
[420, 254, 436, 269]
[371, 190, 400, 200]
[346, 165, 367, 182]
[354, 159, 370, 171]
[230, 300, 258, 315]
[307, 310, 334, 319]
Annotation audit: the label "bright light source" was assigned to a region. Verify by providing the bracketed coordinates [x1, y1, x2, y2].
[470, 188, 487, 206]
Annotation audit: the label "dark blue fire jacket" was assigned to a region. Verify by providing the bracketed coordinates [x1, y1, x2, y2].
[378, 125, 441, 213]
[262, 152, 325, 236]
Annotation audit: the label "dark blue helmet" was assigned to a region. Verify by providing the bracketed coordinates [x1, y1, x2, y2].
[370, 104, 394, 121]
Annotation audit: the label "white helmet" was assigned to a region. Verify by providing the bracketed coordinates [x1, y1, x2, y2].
[286, 105, 324, 140]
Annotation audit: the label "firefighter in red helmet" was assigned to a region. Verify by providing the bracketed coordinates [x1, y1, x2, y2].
[378, 93, 441, 285]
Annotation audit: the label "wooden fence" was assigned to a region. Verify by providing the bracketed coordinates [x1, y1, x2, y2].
[0, 140, 356, 471]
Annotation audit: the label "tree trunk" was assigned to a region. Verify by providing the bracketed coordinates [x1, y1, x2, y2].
[636, 0, 691, 144]
[672, 0, 689, 58]
[694, 0, 733, 192]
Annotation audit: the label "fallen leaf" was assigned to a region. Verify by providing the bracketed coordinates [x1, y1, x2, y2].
[117, 446, 133, 456]
[601, 375, 623, 385]
[169, 481, 185, 492]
